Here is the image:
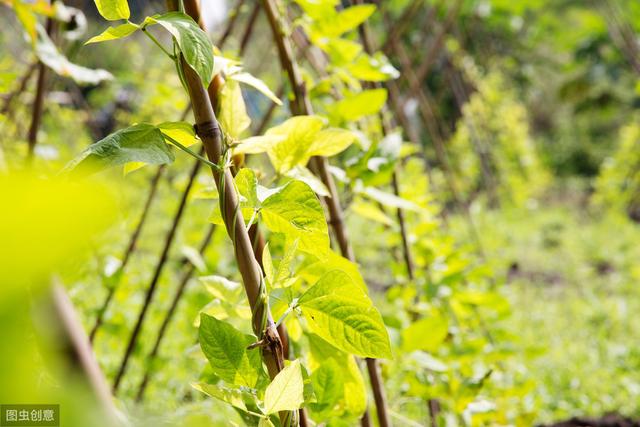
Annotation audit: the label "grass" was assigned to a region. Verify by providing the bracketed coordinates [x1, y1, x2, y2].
[464, 185, 640, 423]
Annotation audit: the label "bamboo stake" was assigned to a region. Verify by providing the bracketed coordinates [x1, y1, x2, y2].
[413, 0, 463, 84]
[27, 15, 55, 160]
[175, 1, 288, 418]
[260, 1, 389, 426]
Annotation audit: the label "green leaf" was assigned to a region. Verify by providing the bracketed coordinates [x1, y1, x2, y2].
[310, 360, 344, 412]
[36, 26, 113, 85]
[86, 22, 139, 44]
[350, 199, 394, 226]
[347, 52, 400, 82]
[233, 134, 287, 155]
[261, 180, 330, 255]
[158, 121, 199, 146]
[265, 116, 324, 173]
[93, 0, 130, 21]
[359, 185, 419, 211]
[258, 418, 276, 427]
[307, 334, 367, 416]
[401, 313, 449, 353]
[198, 314, 262, 387]
[330, 89, 387, 122]
[321, 37, 362, 65]
[192, 382, 259, 412]
[235, 168, 260, 208]
[63, 123, 173, 176]
[219, 79, 251, 139]
[308, 128, 357, 157]
[299, 250, 368, 292]
[230, 72, 283, 105]
[13, 1, 37, 44]
[294, 0, 339, 20]
[263, 359, 305, 415]
[298, 270, 391, 358]
[285, 166, 330, 197]
[200, 275, 243, 302]
[315, 4, 376, 38]
[149, 12, 213, 86]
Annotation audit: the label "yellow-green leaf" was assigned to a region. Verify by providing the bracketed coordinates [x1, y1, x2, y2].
[230, 72, 282, 105]
[158, 121, 199, 147]
[330, 89, 387, 122]
[261, 180, 330, 255]
[298, 270, 391, 359]
[308, 128, 357, 157]
[263, 359, 305, 415]
[265, 116, 324, 173]
[86, 22, 139, 44]
[93, 0, 130, 21]
[219, 79, 251, 139]
[401, 313, 448, 353]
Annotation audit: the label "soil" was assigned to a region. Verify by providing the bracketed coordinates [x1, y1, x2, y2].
[541, 414, 640, 427]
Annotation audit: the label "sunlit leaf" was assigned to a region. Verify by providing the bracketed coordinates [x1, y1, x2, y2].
[261, 180, 330, 254]
[36, 26, 113, 84]
[401, 313, 448, 353]
[330, 89, 387, 122]
[263, 359, 304, 414]
[298, 270, 391, 358]
[230, 72, 282, 105]
[158, 121, 199, 147]
[93, 0, 130, 21]
[219, 79, 251, 139]
[63, 123, 173, 176]
[192, 382, 259, 412]
[85, 22, 138, 44]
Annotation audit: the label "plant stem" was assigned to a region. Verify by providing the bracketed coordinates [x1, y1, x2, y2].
[141, 27, 175, 59]
[260, 1, 389, 426]
[173, 0, 288, 420]
[217, 0, 247, 47]
[240, 3, 261, 54]
[413, 0, 463, 84]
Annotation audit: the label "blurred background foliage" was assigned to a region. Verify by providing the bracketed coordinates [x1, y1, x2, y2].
[1, 0, 640, 426]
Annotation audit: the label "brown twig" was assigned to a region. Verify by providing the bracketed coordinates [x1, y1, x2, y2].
[27, 16, 55, 160]
[1, 61, 37, 115]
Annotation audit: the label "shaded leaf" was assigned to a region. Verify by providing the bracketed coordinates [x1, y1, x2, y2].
[199, 313, 262, 387]
[148, 12, 213, 86]
[63, 123, 173, 176]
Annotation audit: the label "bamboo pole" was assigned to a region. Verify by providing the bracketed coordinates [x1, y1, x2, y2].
[174, 5, 288, 424]
[260, 1, 390, 426]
